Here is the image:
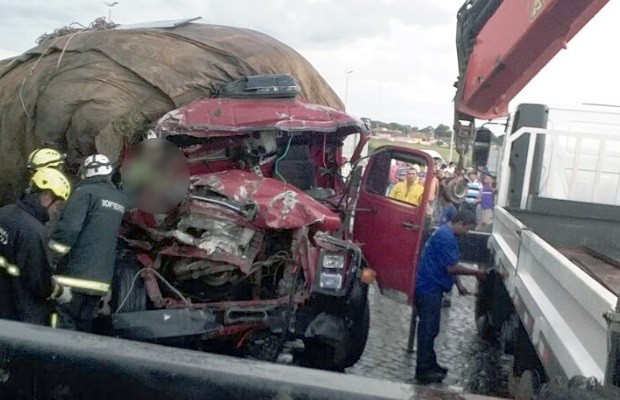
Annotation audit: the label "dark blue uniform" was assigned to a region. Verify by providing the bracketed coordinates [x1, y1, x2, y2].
[414, 223, 459, 376]
[49, 176, 130, 331]
[0, 194, 55, 325]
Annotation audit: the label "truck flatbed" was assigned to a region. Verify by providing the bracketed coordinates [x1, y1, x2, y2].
[559, 247, 620, 297]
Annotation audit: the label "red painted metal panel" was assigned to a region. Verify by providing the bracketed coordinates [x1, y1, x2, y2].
[190, 170, 341, 231]
[353, 146, 434, 304]
[158, 97, 366, 137]
[458, 0, 609, 120]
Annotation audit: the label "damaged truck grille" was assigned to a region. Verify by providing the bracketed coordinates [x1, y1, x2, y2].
[172, 213, 263, 274]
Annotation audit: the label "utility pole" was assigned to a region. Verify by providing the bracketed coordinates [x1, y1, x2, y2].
[377, 81, 382, 120]
[449, 128, 455, 163]
[344, 70, 354, 110]
[104, 1, 119, 23]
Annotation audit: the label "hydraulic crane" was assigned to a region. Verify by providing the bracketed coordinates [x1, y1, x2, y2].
[453, 0, 609, 168]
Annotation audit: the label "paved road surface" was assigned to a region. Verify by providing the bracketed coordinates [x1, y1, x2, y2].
[346, 278, 513, 398]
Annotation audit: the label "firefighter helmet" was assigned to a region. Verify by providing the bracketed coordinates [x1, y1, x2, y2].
[27, 148, 66, 171]
[83, 154, 114, 178]
[30, 168, 72, 201]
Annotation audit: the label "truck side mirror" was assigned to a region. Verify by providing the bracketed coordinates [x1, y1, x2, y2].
[473, 127, 492, 168]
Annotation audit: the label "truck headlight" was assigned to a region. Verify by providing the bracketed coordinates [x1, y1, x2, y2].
[322, 253, 345, 270]
[319, 272, 343, 290]
[318, 252, 346, 290]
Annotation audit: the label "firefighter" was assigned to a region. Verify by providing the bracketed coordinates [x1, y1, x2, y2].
[48, 154, 130, 332]
[26, 147, 66, 172]
[26, 147, 68, 232]
[0, 168, 73, 325]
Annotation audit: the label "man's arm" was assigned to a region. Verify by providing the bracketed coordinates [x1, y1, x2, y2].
[447, 264, 485, 279]
[49, 187, 90, 257]
[388, 183, 401, 199]
[454, 276, 470, 295]
[412, 185, 424, 206]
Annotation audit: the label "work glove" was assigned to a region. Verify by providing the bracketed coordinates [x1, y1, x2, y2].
[48, 282, 73, 305]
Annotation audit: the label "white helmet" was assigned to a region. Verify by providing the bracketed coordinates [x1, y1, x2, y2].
[82, 154, 114, 178]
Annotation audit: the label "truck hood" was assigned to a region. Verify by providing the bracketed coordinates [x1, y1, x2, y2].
[190, 170, 341, 231]
[156, 97, 367, 138]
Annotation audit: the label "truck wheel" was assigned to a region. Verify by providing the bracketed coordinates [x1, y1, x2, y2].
[513, 369, 541, 400]
[300, 338, 342, 371]
[110, 250, 147, 313]
[474, 272, 502, 342]
[475, 288, 497, 341]
[344, 301, 370, 368]
[301, 302, 370, 371]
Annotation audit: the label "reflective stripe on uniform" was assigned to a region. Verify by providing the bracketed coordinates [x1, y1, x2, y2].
[0, 255, 20, 277]
[50, 313, 58, 328]
[53, 275, 110, 294]
[48, 240, 71, 255]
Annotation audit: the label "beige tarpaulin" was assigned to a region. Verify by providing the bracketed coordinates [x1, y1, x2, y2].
[0, 23, 343, 204]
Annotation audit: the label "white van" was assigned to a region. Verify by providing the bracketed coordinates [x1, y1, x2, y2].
[420, 150, 446, 170]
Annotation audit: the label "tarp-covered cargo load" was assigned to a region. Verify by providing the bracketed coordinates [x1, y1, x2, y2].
[0, 23, 343, 204]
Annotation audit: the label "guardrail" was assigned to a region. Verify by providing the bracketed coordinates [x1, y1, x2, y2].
[0, 319, 501, 400]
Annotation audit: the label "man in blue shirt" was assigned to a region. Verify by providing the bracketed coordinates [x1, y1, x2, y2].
[414, 210, 485, 384]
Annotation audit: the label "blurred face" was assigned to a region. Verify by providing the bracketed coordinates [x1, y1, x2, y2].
[484, 175, 493, 185]
[40, 192, 65, 217]
[406, 169, 418, 184]
[469, 172, 478, 181]
[48, 199, 65, 215]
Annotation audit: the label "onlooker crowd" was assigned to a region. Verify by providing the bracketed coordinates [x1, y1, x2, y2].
[430, 163, 496, 231]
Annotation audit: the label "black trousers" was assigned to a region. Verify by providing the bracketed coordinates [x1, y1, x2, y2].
[57, 292, 101, 333]
[415, 290, 444, 374]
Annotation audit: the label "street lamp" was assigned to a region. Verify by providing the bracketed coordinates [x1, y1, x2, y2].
[104, 1, 118, 23]
[344, 70, 354, 110]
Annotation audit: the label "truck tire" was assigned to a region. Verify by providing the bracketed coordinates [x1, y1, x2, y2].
[301, 337, 343, 372]
[110, 249, 147, 313]
[475, 282, 498, 341]
[513, 369, 540, 400]
[344, 301, 370, 368]
[301, 301, 370, 371]
[509, 321, 546, 400]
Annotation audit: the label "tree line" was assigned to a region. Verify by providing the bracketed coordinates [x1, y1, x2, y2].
[362, 118, 503, 145]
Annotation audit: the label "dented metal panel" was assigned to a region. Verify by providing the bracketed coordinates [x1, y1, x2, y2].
[191, 170, 341, 231]
[157, 97, 367, 138]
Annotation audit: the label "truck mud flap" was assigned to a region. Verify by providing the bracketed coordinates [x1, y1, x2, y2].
[0, 319, 501, 400]
[112, 308, 221, 340]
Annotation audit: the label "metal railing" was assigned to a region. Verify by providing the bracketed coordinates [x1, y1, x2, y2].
[497, 127, 620, 209]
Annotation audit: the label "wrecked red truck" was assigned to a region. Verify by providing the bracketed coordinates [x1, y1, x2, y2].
[109, 74, 435, 371]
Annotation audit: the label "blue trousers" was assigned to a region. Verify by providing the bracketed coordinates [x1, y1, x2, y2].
[415, 290, 443, 374]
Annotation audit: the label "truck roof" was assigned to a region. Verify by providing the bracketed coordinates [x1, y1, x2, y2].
[156, 97, 368, 138]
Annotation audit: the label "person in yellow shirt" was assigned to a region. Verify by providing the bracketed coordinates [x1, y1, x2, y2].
[388, 167, 424, 206]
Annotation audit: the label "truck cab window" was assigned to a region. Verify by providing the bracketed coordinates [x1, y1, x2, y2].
[364, 150, 427, 207]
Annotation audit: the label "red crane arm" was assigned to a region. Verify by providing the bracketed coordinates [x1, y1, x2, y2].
[455, 0, 609, 121]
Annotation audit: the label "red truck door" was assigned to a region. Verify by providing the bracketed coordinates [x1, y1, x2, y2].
[353, 146, 434, 305]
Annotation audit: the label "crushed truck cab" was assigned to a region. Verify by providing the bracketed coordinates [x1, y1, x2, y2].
[109, 74, 434, 370]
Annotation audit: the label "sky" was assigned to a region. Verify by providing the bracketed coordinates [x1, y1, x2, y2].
[0, 0, 619, 130]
